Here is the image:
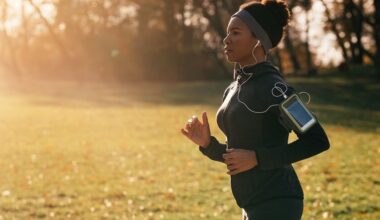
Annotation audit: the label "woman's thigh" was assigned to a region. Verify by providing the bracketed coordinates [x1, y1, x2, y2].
[242, 198, 303, 220]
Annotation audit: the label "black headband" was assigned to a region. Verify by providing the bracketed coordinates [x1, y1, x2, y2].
[232, 9, 273, 53]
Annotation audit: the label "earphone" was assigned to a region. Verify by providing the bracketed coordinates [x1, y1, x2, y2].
[251, 39, 269, 64]
[251, 40, 261, 64]
[233, 39, 264, 79]
[236, 68, 311, 114]
[233, 39, 311, 114]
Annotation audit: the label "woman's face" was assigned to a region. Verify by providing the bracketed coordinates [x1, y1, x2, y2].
[223, 17, 258, 64]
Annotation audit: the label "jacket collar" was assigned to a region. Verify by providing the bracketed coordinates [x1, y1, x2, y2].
[234, 61, 282, 82]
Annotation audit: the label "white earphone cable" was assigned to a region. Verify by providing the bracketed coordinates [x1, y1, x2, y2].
[236, 69, 311, 114]
[233, 39, 310, 114]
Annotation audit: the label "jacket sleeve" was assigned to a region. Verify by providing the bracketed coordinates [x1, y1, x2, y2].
[198, 136, 227, 163]
[254, 74, 330, 170]
[255, 119, 330, 170]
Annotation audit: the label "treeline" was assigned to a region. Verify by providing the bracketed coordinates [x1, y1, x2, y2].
[0, 0, 379, 81]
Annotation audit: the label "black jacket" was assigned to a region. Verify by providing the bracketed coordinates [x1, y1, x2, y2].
[199, 61, 330, 209]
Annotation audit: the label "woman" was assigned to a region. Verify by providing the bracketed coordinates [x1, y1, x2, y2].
[181, 1, 330, 219]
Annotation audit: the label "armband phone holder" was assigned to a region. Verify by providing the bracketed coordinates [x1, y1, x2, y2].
[279, 93, 316, 134]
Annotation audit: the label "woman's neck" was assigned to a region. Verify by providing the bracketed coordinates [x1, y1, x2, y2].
[239, 47, 267, 67]
[238, 59, 267, 69]
[238, 55, 267, 67]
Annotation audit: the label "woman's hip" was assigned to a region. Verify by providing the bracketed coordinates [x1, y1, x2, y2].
[242, 197, 303, 220]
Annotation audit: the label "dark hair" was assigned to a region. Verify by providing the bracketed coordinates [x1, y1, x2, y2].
[240, 0, 291, 48]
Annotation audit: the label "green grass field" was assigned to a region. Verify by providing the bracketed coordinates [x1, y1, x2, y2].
[0, 72, 379, 219]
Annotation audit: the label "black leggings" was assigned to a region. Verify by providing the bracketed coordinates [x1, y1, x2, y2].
[242, 198, 303, 220]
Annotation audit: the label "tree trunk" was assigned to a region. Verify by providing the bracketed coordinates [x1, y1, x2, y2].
[305, 10, 316, 75]
[162, 0, 180, 79]
[193, 0, 230, 77]
[0, 1, 22, 79]
[343, 0, 365, 64]
[20, 0, 30, 71]
[320, 0, 349, 62]
[375, 0, 380, 79]
[222, 0, 245, 15]
[351, 0, 364, 64]
[195, 0, 226, 38]
[27, 0, 71, 61]
[284, 33, 301, 74]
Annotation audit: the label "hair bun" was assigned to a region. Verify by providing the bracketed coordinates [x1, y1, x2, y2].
[263, 0, 290, 28]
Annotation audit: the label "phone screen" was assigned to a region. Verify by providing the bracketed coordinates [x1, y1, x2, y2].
[286, 100, 313, 127]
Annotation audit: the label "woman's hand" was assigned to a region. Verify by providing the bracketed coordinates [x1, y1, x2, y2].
[223, 149, 258, 175]
[181, 112, 211, 148]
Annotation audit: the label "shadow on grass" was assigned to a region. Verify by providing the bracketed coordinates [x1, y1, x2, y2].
[3, 73, 379, 132]
[3, 80, 230, 108]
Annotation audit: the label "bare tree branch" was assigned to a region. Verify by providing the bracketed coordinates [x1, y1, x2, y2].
[27, 0, 71, 61]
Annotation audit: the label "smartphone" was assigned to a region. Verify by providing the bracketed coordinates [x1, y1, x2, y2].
[280, 93, 316, 134]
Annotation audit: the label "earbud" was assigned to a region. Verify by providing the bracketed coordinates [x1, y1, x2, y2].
[255, 40, 261, 47]
[251, 40, 261, 64]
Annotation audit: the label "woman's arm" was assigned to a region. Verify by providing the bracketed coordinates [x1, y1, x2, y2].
[254, 74, 330, 170]
[255, 120, 330, 170]
[198, 136, 227, 163]
[224, 75, 330, 173]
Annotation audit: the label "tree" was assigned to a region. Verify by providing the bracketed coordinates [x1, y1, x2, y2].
[0, 0, 22, 78]
[299, 0, 317, 75]
[320, 0, 349, 63]
[27, 0, 71, 61]
[282, 0, 301, 74]
[343, 0, 365, 64]
[375, 0, 380, 79]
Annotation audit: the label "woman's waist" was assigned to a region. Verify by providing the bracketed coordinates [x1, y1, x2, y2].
[226, 138, 287, 150]
[229, 165, 303, 207]
[230, 165, 293, 186]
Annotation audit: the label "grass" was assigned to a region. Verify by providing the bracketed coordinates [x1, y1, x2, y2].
[0, 72, 379, 220]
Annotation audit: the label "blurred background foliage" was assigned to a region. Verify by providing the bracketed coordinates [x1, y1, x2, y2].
[0, 0, 379, 81]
